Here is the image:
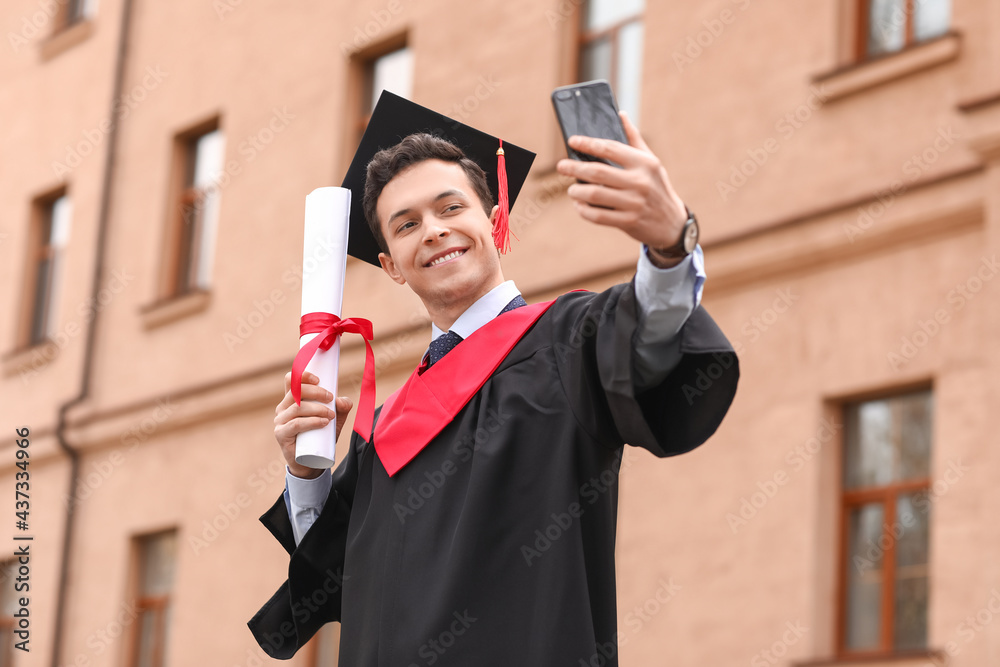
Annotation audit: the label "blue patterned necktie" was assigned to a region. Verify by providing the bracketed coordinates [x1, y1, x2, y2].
[426, 330, 464, 366]
[425, 295, 527, 367]
[499, 294, 527, 315]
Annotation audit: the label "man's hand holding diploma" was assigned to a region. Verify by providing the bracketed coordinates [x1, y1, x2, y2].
[274, 371, 353, 479]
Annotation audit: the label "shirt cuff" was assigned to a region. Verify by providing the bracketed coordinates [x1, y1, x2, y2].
[285, 466, 333, 508]
[284, 466, 332, 545]
[631, 244, 707, 391]
[636, 244, 705, 312]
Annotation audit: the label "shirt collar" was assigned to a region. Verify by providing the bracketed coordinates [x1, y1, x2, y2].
[430, 280, 521, 341]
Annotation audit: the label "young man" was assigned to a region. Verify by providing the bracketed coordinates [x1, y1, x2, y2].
[250, 92, 738, 665]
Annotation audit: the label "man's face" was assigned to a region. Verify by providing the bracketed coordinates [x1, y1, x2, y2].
[376, 159, 502, 312]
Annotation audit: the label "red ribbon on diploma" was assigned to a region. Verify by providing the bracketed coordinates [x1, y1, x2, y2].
[291, 312, 376, 443]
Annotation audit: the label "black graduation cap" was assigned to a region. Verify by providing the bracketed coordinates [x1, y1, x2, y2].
[342, 91, 536, 267]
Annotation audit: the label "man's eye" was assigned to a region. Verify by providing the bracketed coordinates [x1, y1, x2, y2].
[398, 221, 416, 231]
[444, 203, 462, 213]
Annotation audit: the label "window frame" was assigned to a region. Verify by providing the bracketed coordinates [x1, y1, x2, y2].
[131, 593, 169, 667]
[835, 390, 933, 659]
[350, 34, 411, 147]
[18, 188, 69, 350]
[127, 530, 177, 667]
[161, 118, 222, 300]
[339, 32, 411, 264]
[577, 12, 642, 92]
[854, 0, 949, 61]
[62, 0, 91, 29]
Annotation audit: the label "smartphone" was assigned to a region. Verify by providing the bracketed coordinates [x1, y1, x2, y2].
[551, 80, 628, 168]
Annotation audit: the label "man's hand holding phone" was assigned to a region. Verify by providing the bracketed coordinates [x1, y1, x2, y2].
[556, 110, 690, 268]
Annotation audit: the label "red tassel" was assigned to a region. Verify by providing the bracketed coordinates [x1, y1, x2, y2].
[492, 140, 517, 254]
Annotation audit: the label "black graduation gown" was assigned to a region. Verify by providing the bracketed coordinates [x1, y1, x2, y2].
[248, 281, 739, 666]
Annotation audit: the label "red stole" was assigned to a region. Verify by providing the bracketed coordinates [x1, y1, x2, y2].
[372, 299, 557, 476]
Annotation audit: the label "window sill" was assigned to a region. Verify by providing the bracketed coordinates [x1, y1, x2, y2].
[813, 32, 961, 102]
[40, 18, 94, 62]
[794, 649, 946, 667]
[140, 290, 211, 330]
[2, 339, 60, 379]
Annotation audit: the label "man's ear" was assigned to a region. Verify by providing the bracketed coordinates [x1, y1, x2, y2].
[488, 204, 500, 227]
[378, 251, 407, 285]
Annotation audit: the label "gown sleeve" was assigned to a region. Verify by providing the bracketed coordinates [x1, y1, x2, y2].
[552, 281, 738, 457]
[247, 420, 369, 659]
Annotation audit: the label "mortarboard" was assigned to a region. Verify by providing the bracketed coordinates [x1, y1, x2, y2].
[342, 91, 536, 267]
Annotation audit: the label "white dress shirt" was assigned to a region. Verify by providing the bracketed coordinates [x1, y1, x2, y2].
[284, 244, 706, 545]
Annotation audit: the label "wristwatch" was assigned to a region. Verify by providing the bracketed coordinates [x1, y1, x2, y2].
[650, 206, 699, 258]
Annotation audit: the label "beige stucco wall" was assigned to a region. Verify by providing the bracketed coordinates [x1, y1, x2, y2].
[1, 0, 998, 665]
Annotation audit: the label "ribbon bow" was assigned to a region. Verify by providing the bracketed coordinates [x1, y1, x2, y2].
[291, 312, 376, 442]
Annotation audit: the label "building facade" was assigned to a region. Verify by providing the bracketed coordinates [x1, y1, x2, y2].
[1, 0, 998, 665]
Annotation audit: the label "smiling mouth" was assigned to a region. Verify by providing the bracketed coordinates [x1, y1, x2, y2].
[426, 249, 467, 267]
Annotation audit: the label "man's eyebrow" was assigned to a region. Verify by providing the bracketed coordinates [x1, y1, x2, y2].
[386, 190, 468, 229]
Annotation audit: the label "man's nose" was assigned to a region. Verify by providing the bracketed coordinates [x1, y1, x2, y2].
[423, 220, 450, 243]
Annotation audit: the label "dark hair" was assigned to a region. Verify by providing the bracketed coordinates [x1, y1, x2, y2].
[363, 133, 494, 255]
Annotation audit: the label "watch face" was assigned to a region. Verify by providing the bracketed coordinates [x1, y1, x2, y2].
[683, 220, 699, 254]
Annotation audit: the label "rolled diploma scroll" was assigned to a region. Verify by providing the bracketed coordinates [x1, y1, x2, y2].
[295, 186, 351, 469]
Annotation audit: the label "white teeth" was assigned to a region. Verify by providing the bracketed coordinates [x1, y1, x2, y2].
[428, 250, 464, 266]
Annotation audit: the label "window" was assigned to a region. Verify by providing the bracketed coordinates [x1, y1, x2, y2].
[166, 124, 225, 297]
[62, 0, 96, 27]
[0, 560, 16, 666]
[839, 390, 932, 656]
[23, 192, 71, 347]
[357, 45, 413, 138]
[578, 0, 644, 124]
[858, 0, 951, 59]
[130, 531, 177, 667]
